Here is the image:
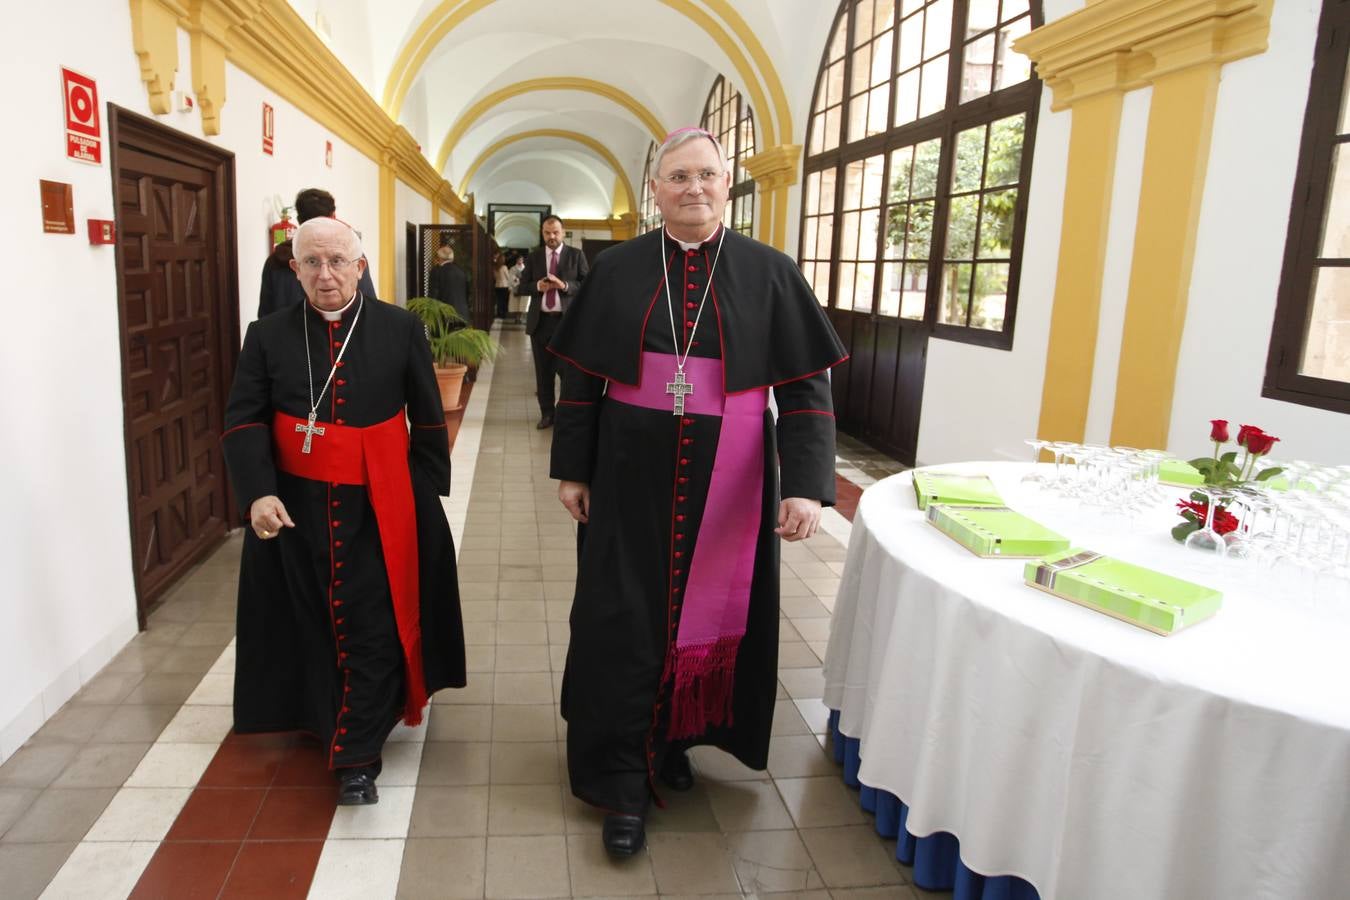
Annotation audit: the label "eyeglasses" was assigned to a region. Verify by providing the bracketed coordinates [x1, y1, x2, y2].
[660, 169, 724, 186]
[300, 256, 355, 272]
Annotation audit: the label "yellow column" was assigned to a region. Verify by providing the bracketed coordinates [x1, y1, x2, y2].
[741, 144, 801, 251]
[431, 205, 440, 225]
[1035, 89, 1123, 445]
[1108, 64, 1221, 448]
[379, 154, 396, 302]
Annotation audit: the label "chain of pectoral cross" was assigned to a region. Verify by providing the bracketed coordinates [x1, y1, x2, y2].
[300, 296, 364, 454]
[660, 228, 726, 415]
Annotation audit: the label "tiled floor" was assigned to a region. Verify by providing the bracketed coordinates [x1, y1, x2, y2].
[0, 327, 933, 899]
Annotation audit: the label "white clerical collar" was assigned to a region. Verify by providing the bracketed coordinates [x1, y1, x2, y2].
[667, 225, 721, 252]
[311, 292, 358, 322]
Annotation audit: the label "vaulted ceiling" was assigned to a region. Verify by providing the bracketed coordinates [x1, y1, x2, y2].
[286, 0, 838, 218]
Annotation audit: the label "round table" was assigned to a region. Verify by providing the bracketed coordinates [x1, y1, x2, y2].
[822, 462, 1350, 900]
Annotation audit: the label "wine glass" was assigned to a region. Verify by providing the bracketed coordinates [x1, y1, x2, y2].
[1183, 487, 1229, 557]
[1021, 438, 1050, 489]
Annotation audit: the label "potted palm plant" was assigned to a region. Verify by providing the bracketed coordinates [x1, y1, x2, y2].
[407, 297, 499, 411]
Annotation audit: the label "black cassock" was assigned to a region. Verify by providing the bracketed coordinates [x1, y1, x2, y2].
[222, 295, 465, 770]
[548, 227, 847, 814]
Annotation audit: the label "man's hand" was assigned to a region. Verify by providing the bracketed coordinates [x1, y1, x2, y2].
[559, 481, 590, 524]
[775, 497, 821, 542]
[249, 495, 295, 540]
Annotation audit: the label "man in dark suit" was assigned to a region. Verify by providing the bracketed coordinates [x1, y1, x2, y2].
[428, 245, 470, 322]
[258, 188, 377, 318]
[515, 216, 589, 428]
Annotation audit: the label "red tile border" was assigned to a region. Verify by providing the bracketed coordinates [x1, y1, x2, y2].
[247, 788, 337, 841]
[129, 840, 240, 899]
[220, 840, 326, 899]
[164, 787, 266, 842]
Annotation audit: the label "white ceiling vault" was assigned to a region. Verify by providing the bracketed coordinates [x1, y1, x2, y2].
[287, 0, 838, 220]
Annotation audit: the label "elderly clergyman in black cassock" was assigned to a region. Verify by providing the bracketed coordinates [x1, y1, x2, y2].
[222, 216, 466, 805]
[548, 127, 847, 856]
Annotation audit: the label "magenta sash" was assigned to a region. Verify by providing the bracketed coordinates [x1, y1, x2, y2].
[607, 353, 768, 739]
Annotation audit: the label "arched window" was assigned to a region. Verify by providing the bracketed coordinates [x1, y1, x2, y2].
[801, 0, 1040, 348]
[701, 76, 757, 236]
[639, 141, 660, 234]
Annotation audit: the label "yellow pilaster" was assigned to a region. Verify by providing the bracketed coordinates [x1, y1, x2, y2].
[431, 205, 440, 225]
[128, 0, 186, 115]
[741, 144, 801, 251]
[379, 154, 396, 302]
[1109, 62, 1221, 448]
[1035, 89, 1123, 445]
[1015, 0, 1273, 447]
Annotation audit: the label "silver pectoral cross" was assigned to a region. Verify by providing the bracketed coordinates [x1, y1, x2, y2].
[296, 412, 326, 454]
[666, 369, 694, 416]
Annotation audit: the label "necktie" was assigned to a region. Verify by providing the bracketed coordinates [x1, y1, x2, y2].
[545, 250, 559, 312]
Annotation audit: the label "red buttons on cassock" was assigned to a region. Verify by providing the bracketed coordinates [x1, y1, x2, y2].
[339, 652, 348, 660]
[673, 569, 683, 576]
[687, 283, 698, 290]
[686, 249, 696, 256]
[678, 477, 689, 484]
[336, 398, 346, 405]
[339, 728, 347, 735]
[678, 495, 687, 502]
[335, 561, 344, 569]
[332, 520, 342, 528]
[333, 341, 342, 348]
[342, 706, 350, 714]
[685, 302, 696, 309]
[332, 501, 341, 508]
[681, 438, 692, 445]
[335, 618, 345, 625]
[336, 418, 346, 425]
[674, 550, 684, 558]
[686, 320, 696, 328]
[680, 458, 689, 466]
[337, 635, 346, 642]
[336, 379, 346, 386]
[688, 265, 697, 272]
[675, 533, 685, 541]
[691, 341, 700, 347]
[332, 600, 342, 608]
[682, 418, 693, 425]
[672, 586, 681, 594]
[334, 540, 344, 547]
[334, 579, 343, 587]
[344, 685, 351, 692]
[336, 360, 345, 367]
[676, 515, 685, 522]
[334, 745, 344, 752]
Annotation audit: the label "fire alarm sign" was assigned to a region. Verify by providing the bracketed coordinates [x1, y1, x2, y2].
[62, 67, 101, 165]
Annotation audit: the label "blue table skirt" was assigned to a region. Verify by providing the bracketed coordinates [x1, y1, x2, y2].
[828, 710, 1040, 900]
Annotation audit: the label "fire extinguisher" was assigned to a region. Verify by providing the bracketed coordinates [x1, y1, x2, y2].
[269, 206, 297, 250]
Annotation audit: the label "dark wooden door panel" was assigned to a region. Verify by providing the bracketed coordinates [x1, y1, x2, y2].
[846, 315, 876, 426]
[827, 310, 853, 414]
[870, 321, 900, 440]
[829, 308, 925, 468]
[112, 108, 238, 622]
[890, 326, 928, 464]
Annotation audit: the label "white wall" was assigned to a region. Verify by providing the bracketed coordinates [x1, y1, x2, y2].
[395, 179, 433, 304]
[1171, 0, 1350, 463]
[0, 1, 385, 761]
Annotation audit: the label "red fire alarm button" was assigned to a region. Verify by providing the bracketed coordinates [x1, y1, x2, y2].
[87, 219, 115, 244]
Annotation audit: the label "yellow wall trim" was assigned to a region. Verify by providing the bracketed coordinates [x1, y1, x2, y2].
[185, 0, 241, 136]
[435, 78, 666, 176]
[459, 129, 638, 216]
[742, 144, 801, 249]
[1034, 91, 1124, 446]
[379, 156, 396, 300]
[128, 0, 186, 116]
[1015, 0, 1274, 111]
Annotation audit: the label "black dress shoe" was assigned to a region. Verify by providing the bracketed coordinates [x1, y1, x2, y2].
[536, 415, 554, 429]
[337, 771, 379, 806]
[601, 813, 645, 857]
[659, 749, 694, 791]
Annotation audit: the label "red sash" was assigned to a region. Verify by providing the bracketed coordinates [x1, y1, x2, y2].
[273, 411, 427, 724]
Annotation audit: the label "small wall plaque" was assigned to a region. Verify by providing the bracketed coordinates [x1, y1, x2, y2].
[41, 180, 74, 234]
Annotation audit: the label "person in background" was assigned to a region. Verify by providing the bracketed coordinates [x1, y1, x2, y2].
[257, 188, 377, 318]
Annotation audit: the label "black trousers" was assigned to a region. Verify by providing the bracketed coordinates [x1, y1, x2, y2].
[494, 287, 509, 318]
[531, 313, 563, 416]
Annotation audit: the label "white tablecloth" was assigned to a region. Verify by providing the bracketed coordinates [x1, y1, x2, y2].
[823, 462, 1350, 900]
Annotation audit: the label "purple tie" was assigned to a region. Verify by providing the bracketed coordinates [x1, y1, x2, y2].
[545, 249, 559, 312]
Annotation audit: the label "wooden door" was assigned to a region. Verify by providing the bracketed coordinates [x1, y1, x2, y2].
[111, 107, 238, 624]
[828, 308, 927, 466]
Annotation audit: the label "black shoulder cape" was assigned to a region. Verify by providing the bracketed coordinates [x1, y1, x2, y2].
[548, 228, 846, 392]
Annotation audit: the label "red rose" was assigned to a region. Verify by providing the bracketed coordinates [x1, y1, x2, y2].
[1209, 419, 1230, 442]
[1236, 424, 1262, 447]
[1245, 432, 1280, 456]
[1212, 506, 1240, 535]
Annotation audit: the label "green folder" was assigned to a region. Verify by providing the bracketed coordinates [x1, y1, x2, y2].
[1159, 458, 1305, 491]
[911, 470, 1004, 511]
[926, 505, 1070, 558]
[1024, 549, 1223, 635]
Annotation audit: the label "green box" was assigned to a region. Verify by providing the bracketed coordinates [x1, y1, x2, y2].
[911, 470, 1004, 511]
[1158, 459, 1205, 487]
[926, 504, 1071, 558]
[1024, 549, 1223, 635]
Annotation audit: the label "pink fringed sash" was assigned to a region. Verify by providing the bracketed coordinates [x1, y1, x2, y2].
[607, 352, 768, 739]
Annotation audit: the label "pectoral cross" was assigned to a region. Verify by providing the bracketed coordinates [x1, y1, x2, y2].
[666, 369, 694, 416]
[296, 412, 326, 454]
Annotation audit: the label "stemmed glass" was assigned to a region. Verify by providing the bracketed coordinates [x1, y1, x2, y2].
[1021, 439, 1050, 489]
[1183, 486, 1229, 557]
